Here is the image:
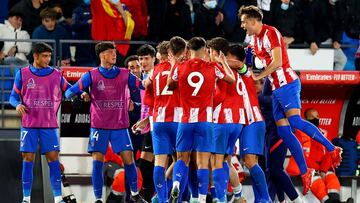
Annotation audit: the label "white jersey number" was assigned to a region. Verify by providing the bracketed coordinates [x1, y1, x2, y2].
[155, 71, 173, 96]
[187, 72, 204, 96]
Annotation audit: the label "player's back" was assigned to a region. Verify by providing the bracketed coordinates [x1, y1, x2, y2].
[240, 70, 263, 124]
[152, 61, 179, 122]
[177, 58, 219, 123]
[215, 69, 245, 124]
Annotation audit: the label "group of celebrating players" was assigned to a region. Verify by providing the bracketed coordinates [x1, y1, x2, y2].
[10, 5, 343, 203]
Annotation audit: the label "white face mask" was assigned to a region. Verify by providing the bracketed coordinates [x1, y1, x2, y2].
[204, 0, 217, 9]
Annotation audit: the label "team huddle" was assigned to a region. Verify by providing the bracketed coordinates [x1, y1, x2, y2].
[10, 5, 343, 203]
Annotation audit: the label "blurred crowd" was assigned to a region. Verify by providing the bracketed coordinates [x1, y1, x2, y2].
[0, 0, 359, 70]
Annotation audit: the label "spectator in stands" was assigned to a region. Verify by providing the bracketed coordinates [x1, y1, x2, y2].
[32, 7, 71, 66]
[71, 0, 96, 66]
[193, 0, 231, 39]
[147, 0, 166, 42]
[302, 0, 348, 70]
[10, 0, 51, 35]
[218, 0, 250, 42]
[122, 0, 148, 40]
[269, 0, 302, 48]
[161, 0, 192, 40]
[0, 10, 31, 66]
[52, 3, 72, 34]
[124, 55, 143, 157]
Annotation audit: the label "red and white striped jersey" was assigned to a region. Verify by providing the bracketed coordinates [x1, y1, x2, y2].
[240, 70, 264, 125]
[151, 61, 182, 122]
[213, 69, 246, 124]
[249, 24, 298, 90]
[172, 58, 226, 123]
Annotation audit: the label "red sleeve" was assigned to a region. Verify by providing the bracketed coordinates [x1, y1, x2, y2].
[266, 28, 282, 50]
[213, 62, 226, 79]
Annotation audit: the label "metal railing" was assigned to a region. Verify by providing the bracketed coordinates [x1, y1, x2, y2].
[0, 38, 359, 129]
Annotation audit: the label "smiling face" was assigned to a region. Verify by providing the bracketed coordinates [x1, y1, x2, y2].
[127, 59, 141, 78]
[240, 15, 257, 36]
[138, 55, 155, 72]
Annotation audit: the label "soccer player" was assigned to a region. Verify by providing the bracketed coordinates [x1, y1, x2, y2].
[258, 78, 303, 203]
[207, 38, 245, 203]
[9, 42, 69, 203]
[168, 37, 235, 203]
[124, 55, 143, 156]
[226, 44, 271, 202]
[141, 39, 186, 203]
[238, 5, 342, 195]
[65, 42, 147, 203]
[133, 44, 156, 202]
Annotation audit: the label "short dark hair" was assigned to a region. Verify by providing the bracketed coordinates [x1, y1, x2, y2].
[227, 44, 246, 61]
[169, 36, 187, 56]
[95, 42, 116, 57]
[303, 108, 317, 118]
[156, 41, 170, 56]
[33, 42, 53, 54]
[124, 55, 138, 67]
[137, 44, 156, 57]
[40, 7, 57, 20]
[187, 37, 206, 51]
[8, 9, 24, 19]
[207, 37, 229, 54]
[238, 5, 263, 22]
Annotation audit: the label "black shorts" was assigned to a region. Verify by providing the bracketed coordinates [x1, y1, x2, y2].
[140, 132, 153, 153]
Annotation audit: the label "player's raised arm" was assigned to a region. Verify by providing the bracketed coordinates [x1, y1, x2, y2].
[214, 51, 235, 84]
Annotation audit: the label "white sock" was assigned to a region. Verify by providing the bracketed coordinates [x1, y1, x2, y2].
[95, 198, 102, 202]
[23, 196, 30, 202]
[131, 191, 139, 196]
[199, 194, 207, 203]
[190, 197, 198, 202]
[173, 181, 180, 188]
[54, 196, 62, 203]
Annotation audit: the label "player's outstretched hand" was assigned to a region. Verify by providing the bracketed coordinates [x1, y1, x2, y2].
[16, 104, 27, 117]
[81, 92, 90, 102]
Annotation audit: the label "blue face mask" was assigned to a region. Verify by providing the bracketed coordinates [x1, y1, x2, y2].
[280, 3, 289, 10]
[83, 0, 90, 5]
[205, 0, 217, 9]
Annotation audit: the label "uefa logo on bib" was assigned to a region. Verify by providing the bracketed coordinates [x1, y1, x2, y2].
[27, 78, 36, 89]
[97, 80, 105, 91]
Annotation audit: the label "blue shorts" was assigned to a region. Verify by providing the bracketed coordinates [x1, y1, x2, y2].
[239, 121, 265, 156]
[176, 122, 213, 152]
[20, 127, 59, 154]
[88, 128, 133, 154]
[213, 124, 243, 155]
[152, 122, 178, 155]
[272, 79, 301, 121]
